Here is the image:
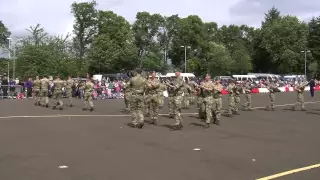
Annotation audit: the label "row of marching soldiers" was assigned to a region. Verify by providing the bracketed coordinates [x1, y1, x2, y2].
[32, 75, 95, 111]
[124, 70, 189, 130]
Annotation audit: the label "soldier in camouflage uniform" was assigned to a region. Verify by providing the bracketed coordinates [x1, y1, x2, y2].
[196, 81, 206, 120]
[157, 80, 165, 108]
[183, 78, 192, 109]
[145, 72, 160, 124]
[292, 80, 306, 111]
[82, 77, 94, 111]
[166, 72, 184, 130]
[124, 71, 135, 112]
[201, 75, 214, 128]
[243, 81, 253, 111]
[234, 82, 242, 115]
[78, 80, 85, 99]
[212, 80, 223, 125]
[166, 77, 175, 118]
[40, 76, 50, 107]
[227, 80, 236, 116]
[33, 76, 41, 106]
[127, 68, 146, 129]
[189, 81, 196, 105]
[52, 76, 64, 110]
[144, 76, 150, 117]
[266, 81, 278, 111]
[66, 76, 74, 107]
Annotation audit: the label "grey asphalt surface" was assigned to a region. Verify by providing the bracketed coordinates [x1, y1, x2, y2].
[0, 91, 320, 180]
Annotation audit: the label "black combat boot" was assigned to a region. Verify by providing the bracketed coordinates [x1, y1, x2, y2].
[203, 123, 210, 128]
[89, 107, 94, 112]
[215, 120, 220, 125]
[59, 107, 63, 110]
[82, 108, 87, 111]
[52, 106, 56, 110]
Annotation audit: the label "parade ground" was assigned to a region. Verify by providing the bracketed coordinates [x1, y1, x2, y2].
[0, 92, 320, 180]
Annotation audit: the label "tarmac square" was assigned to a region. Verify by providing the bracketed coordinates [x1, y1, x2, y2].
[0, 92, 320, 180]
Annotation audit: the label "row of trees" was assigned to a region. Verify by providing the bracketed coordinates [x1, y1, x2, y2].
[1, 1, 320, 79]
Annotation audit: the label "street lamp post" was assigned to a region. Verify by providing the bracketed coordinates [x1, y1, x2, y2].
[301, 50, 311, 78]
[7, 38, 11, 80]
[7, 37, 20, 80]
[180, 45, 191, 73]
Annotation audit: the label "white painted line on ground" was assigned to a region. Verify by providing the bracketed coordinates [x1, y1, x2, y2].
[0, 101, 319, 120]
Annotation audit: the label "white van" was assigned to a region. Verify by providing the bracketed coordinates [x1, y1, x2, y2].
[232, 75, 258, 83]
[247, 73, 279, 81]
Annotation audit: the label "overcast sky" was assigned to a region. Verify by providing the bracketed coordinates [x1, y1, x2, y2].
[1, 0, 320, 37]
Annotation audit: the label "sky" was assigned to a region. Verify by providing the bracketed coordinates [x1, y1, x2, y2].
[1, 0, 320, 37]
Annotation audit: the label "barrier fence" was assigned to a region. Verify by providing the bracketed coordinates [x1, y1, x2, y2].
[0, 85, 25, 99]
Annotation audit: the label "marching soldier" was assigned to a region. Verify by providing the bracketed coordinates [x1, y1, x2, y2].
[127, 68, 146, 129]
[33, 76, 41, 106]
[227, 80, 236, 117]
[145, 72, 160, 124]
[234, 82, 242, 115]
[266, 80, 280, 111]
[292, 80, 306, 111]
[82, 76, 94, 111]
[66, 76, 74, 107]
[212, 80, 223, 125]
[124, 71, 135, 112]
[243, 81, 253, 111]
[183, 77, 191, 108]
[166, 77, 175, 118]
[200, 75, 214, 128]
[40, 76, 50, 107]
[52, 76, 64, 110]
[166, 72, 184, 130]
[196, 81, 206, 120]
[157, 79, 166, 108]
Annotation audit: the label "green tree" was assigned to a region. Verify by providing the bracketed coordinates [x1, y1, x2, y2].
[132, 12, 165, 70]
[88, 11, 138, 73]
[0, 21, 11, 48]
[71, 0, 98, 70]
[259, 15, 308, 73]
[308, 16, 320, 73]
[16, 25, 78, 78]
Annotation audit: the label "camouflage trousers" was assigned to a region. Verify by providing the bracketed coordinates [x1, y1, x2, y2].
[293, 93, 305, 110]
[227, 95, 235, 115]
[33, 89, 41, 105]
[168, 96, 174, 117]
[234, 96, 240, 112]
[53, 91, 63, 107]
[244, 93, 252, 109]
[130, 94, 144, 125]
[173, 95, 183, 126]
[66, 89, 73, 106]
[84, 92, 93, 109]
[204, 96, 213, 124]
[210, 97, 222, 123]
[183, 93, 190, 108]
[146, 94, 159, 120]
[41, 90, 49, 106]
[124, 93, 132, 111]
[197, 97, 205, 119]
[144, 96, 150, 115]
[268, 93, 275, 109]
